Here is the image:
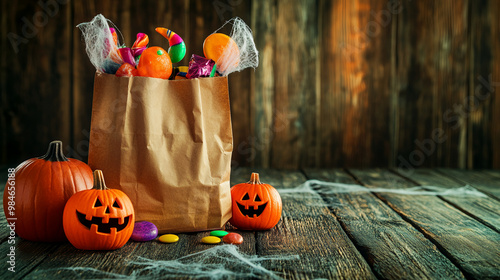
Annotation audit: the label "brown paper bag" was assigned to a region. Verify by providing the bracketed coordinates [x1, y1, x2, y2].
[88, 72, 233, 233]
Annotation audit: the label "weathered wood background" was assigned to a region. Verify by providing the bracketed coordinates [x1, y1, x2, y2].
[1, 0, 499, 169]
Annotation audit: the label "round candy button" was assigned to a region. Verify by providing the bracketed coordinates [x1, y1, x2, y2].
[223, 233, 243, 245]
[210, 230, 228, 237]
[201, 236, 221, 244]
[131, 221, 158, 242]
[159, 234, 179, 244]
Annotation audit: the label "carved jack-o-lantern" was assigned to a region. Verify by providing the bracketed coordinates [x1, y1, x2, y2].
[63, 170, 135, 250]
[229, 173, 282, 230]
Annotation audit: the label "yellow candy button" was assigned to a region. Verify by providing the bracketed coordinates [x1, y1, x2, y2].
[159, 234, 179, 243]
[201, 236, 221, 244]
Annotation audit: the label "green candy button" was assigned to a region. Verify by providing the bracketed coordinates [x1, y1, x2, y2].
[210, 230, 228, 237]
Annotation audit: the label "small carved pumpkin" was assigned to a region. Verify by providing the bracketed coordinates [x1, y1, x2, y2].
[2, 140, 93, 242]
[229, 173, 282, 230]
[63, 170, 135, 250]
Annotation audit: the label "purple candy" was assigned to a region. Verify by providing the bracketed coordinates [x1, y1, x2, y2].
[118, 47, 136, 67]
[131, 221, 158, 242]
[187, 54, 216, 79]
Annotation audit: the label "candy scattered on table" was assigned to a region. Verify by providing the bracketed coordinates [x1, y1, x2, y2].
[222, 233, 243, 245]
[159, 234, 179, 243]
[131, 221, 158, 242]
[201, 236, 221, 244]
[210, 230, 228, 237]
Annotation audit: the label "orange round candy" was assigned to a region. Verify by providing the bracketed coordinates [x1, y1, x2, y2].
[223, 233, 243, 245]
[115, 63, 138, 77]
[137, 46, 172, 79]
[203, 33, 239, 65]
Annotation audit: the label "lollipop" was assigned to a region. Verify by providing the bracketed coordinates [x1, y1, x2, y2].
[203, 17, 258, 76]
[203, 33, 239, 67]
[155, 28, 186, 63]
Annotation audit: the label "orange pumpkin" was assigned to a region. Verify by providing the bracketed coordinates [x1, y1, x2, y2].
[63, 170, 135, 250]
[229, 173, 282, 230]
[2, 140, 93, 242]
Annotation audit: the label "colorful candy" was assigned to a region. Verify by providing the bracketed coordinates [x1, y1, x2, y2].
[201, 236, 221, 244]
[131, 221, 158, 242]
[210, 230, 228, 237]
[203, 33, 239, 74]
[222, 233, 243, 245]
[107, 27, 123, 65]
[137, 46, 172, 79]
[131, 33, 149, 57]
[79, 15, 256, 78]
[155, 28, 186, 64]
[159, 234, 179, 243]
[118, 48, 135, 67]
[187, 54, 216, 79]
[115, 63, 138, 77]
[110, 28, 119, 47]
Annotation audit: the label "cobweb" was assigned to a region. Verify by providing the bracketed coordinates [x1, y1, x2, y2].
[279, 180, 487, 197]
[29, 244, 299, 280]
[214, 17, 259, 76]
[77, 14, 124, 72]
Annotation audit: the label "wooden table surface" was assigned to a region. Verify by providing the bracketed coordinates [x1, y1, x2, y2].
[1, 168, 499, 279]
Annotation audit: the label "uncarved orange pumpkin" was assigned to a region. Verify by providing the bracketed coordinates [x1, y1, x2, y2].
[2, 140, 93, 242]
[63, 170, 135, 250]
[229, 173, 282, 230]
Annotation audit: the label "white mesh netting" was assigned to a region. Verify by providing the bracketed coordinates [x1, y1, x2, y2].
[214, 17, 259, 76]
[77, 14, 124, 73]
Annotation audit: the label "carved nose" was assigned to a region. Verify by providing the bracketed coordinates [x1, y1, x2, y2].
[105, 206, 110, 214]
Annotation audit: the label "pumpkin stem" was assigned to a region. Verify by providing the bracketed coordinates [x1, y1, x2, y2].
[93, 170, 109, 190]
[249, 172, 262, 184]
[39, 140, 69, 162]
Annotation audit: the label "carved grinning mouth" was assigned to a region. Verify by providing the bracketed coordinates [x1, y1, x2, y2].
[76, 211, 131, 234]
[236, 202, 268, 218]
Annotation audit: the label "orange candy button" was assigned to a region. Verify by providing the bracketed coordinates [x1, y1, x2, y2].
[222, 233, 243, 245]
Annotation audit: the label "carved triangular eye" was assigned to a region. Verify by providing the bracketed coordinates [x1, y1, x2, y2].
[242, 193, 250, 200]
[112, 200, 120, 208]
[255, 194, 262, 201]
[94, 198, 103, 207]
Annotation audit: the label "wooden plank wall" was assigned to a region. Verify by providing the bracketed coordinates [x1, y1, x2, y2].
[1, 0, 499, 169]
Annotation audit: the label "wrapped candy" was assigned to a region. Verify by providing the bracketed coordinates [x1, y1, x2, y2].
[131, 33, 149, 57]
[186, 55, 216, 79]
[118, 48, 135, 67]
